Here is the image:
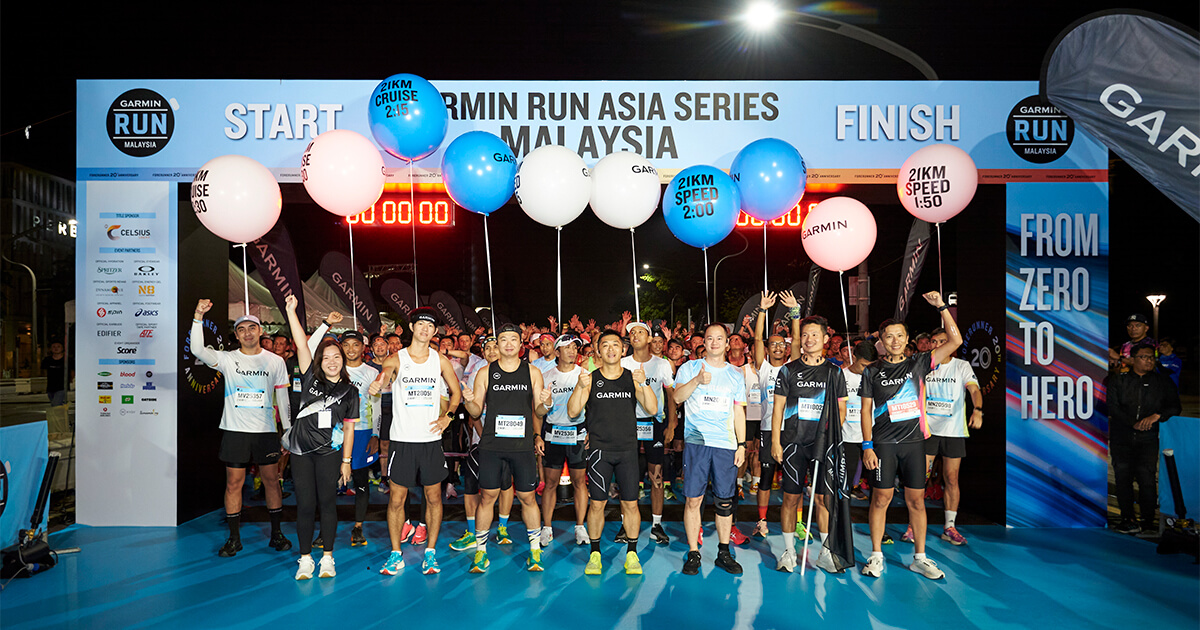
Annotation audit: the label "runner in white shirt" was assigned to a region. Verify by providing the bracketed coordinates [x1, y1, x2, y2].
[750, 291, 802, 538]
[621, 322, 677, 546]
[539, 333, 591, 547]
[841, 340, 879, 504]
[190, 299, 291, 557]
[918, 327, 981, 546]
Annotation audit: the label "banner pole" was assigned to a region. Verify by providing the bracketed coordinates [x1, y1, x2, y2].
[800, 458, 821, 576]
[236, 243, 249, 317]
[703, 247, 711, 324]
[348, 221, 358, 330]
[409, 158, 420, 306]
[631, 228, 641, 322]
[483, 214, 496, 334]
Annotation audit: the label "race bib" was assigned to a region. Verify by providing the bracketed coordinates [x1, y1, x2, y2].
[846, 401, 861, 424]
[748, 387, 762, 405]
[637, 421, 654, 441]
[292, 376, 302, 393]
[234, 388, 266, 409]
[795, 398, 823, 422]
[887, 396, 921, 422]
[549, 425, 578, 445]
[926, 397, 955, 417]
[318, 409, 332, 429]
[695, 392, 731, 413]
[495, 414, 526, 438]
[403, 383, 436, 407]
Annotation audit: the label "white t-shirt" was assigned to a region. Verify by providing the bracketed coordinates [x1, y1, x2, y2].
[466, 367, 486, 446]
[542, 363, 585, 427]
[924, 358, 978, 438]
[741, 362, 761, 423]
[346, 362, 381, 434]
[842, 367, 864, 443]
[620, 355, 676, 421]
[758, 360, 785, 432]
[209, 349, 289, 433]
[390, 348, 444, 443]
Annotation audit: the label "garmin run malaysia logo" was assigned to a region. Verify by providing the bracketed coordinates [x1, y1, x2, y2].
[106, 88, 176, 157]
[1006, 96, 1074, 164]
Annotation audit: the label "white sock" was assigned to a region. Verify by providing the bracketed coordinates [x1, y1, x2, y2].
[652, 514, 662, 526]
[529, 531, 540, 551]
[784, 531, 795, 549]
[753, 476, 760, 485]
[575, 524, 586, 532]
[542, 525, 552, 535]
[945, 511, 957, 529]
[871, 550, 883, 560]
[819, 531, 827, 544]
[914, 552, 927, 561]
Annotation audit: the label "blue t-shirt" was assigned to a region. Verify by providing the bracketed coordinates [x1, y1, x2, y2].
[1158, 354, 1182, 388]
[676, 358, 747, 450]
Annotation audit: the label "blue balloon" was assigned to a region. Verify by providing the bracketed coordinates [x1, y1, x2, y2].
[441, 131, 517, 215]
[664, 165, 742, 249]
[368, 74, 449, 161]
[729, 138, 806, 222]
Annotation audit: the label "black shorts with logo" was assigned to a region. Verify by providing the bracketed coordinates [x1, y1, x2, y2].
[463, 445, 511, 494]
[779, 442, 820, 495]
[586, 448, 640, 502]
[387, 441, 448, 488]
[220, 430, 281, 468]
[640, 419, 668, 466]
[479, 449, 538, 493]
[868, 440, 927, 490]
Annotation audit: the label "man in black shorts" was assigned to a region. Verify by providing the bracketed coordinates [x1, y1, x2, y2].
[462, 323, 552, 573]
[539, 334, 591, 547]
[621, 322, 677, 545]
[190, 300, 292, 557]
[569, 330, 657, 575]
[861, 291, 961, 580]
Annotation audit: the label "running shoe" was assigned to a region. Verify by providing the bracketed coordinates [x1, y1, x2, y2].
[776, 549, 797, 573]
[379, 550, 405, 575]
[412, 523, 428, 546]
[650, 523, 670, 545]
[575, 525, 589, 545]
[901, 526, 915, 543]
[218, 537, 242, 557]
[526, 548, 544, 572]
[664, 485, 676, 501]
[469, 550, 489, 574]
[269, 531, 293, 552]
[445, 484, 459, 499]
[772, 474, 781, 491]
[449, 531, 477, 552]
[750, 481, 760, 493]
[624, 550, 643, 575]
[851, 488, 869, 501]
[910, 556, 945, 580]
[941, 526, 967, 546]
[295, 555, 315, 580]
[318, 555, 336, 578]
[682, 550, 702, 575]
[422, 550, 441, 575]
[815, 547, 840, 573]
[585, 551, 603, 575]
[795, 520, 812, 541]
[715, 548, 743, 575]
[312, 536, 324, 551]
[351, 526, 367, 547]
[378, 481, 391, 494]
[614, 527, 631, 544]
[753, 519, 770, 538]
[697, 525, 704, 547]
[1115, 520, 1141, 535]
[737, 487, 745, 501]
[882, 533, 895, 545]
[400, 521, 415, 544]
[540, 526, 553, 548]
[536, 481, 545, 496]
[862, 554, 884, 578]
[496, 526, 513, 545]
[729, 525, 749, 546]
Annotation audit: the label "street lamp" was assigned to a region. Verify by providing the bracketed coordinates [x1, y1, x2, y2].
[1146, 294, 1165, 341]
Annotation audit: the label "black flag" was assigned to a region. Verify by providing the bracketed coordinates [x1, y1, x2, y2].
[429, 290, 466, 332]
[248, 222, 307, 327]
[804, 264, 822, 317]
[815, 369, 855, 572]
[319, 251, 379, 330]
[893, 219, 932, 322]
[381, 278, 417, 320]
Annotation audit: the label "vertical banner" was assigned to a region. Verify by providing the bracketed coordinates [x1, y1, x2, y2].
[804, 264, 822, 317]
[381, 278, 418, 320]
[429, 290, 465, 332]
[318, 251, 379, 331]
[76, 180, 177, 526]
[1005, 182, 1109, 527]
[893, 219, 932, 321]
[248, 222, 307, 327]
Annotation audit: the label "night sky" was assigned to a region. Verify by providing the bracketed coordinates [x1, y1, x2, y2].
[3, 1, 1197, 346]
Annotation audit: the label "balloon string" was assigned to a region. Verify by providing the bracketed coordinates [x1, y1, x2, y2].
[631, 228, 640, 322]
[838, 270, 851, 337]
[484, 214, 496, 334]
[936, 222, 943, 298]
[348, 221, 357, 330]
[703, 247, 711, 324]
[237, 243, 249, 317]
[557, 226, 563, 333]
[763, 223, 768, 293]
[409, 158, 420, 306]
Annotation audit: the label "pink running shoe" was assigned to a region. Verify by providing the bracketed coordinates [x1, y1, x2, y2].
[940, 526, 967, 545]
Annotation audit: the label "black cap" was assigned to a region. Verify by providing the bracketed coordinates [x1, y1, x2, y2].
[1126, 313, 1149, 325]
[410, 307, 441, 327]
[497, 323, 521, 335]
[340, 331, 365, 343]
[651, 328, 665, 339]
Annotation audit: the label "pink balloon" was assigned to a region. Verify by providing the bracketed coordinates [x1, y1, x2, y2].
[190, 155, 281, 243]
[896, 144, 978, 223]
[800, 197, 877, 272]
[301, 129, 386, 217]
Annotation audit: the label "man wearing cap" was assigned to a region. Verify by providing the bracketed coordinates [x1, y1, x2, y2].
[531, 332, 557, 372]
[462, 323, 553, 573]
[340, 330, 381, 548]
[650, 328, 667, 358]
[1109, 314, 1156, 374]
[538, 333, 591, 547]
[622, 321, 678, 545]
[190, 300, 292, 557]
[372, 307, 463, 576]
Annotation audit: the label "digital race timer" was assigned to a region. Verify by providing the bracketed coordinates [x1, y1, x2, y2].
[347, 190, 456, 227]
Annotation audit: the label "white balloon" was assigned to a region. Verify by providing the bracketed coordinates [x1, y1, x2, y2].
[589, 151, 662, 230]
[190, 155, 281, 243]
[514, 145, 591, 227]
[301, 129, 386, 217]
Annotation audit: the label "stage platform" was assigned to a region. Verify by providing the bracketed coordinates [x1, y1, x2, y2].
[3, 516, 1196, 629]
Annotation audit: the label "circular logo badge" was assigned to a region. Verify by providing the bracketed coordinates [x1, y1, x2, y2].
[107, 88, 175, 157]
[492, 371, 501, 380]
[1006, 95, 1073, 164]
[959, 320, 1002, 396]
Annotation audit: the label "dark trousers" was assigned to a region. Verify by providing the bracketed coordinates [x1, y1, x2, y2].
[353, 467, 370, 523]
[1111, 434, 1159, 525]
[293, 452, 340, 554]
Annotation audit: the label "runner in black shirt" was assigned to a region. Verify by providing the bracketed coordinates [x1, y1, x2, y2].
[568, 330, 656, 576]
[860, 291, 961, 581]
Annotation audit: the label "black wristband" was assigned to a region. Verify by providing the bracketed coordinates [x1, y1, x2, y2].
[937, 305, 949, 312]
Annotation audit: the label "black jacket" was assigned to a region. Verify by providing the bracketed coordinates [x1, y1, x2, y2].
[1108, 370, 1181, 440]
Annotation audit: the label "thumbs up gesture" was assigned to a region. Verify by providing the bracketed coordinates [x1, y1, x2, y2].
[368, 369, 388, 396]
[578, 368, 593, 390]
[461, 382, 477, 403]
[698, 362, 712, 385]
[633, 365, 647, 386]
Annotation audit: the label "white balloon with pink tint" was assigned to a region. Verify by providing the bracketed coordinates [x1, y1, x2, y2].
[190, 154, 281, 243]
[896, 143, 978, 223]
[800, 196, 877, 272]
[301, 129, 386, 217]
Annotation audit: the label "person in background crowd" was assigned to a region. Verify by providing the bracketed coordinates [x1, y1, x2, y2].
[261, 336, 275, 354]
[1109, 313, 1155, 373]
[1108, 343, 1181, 534]
[337, 330, 380, 549]
[1156, 337, 1182, 388]
[666, 339, 687, 372]
[41, 340, 71, 407]
[750, 291, 802, 539]
[914, 333, 932, 354]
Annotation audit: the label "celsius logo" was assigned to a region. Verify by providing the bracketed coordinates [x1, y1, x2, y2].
[1006, 95, 1073, 164]
[107, 88, 175, 157]
[107, 225, 121, 240]
[106, 225, 152, 240]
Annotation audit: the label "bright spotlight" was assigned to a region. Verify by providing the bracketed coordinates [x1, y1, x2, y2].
[743, 1, 781, 32]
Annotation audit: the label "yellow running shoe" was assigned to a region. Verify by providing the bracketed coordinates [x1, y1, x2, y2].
[585, 551, 603, 575]
[469, 550, 489, 573]
[526, 548, 544, 572]
[624, 551, 643, 575]
[496, 526, 513, 545]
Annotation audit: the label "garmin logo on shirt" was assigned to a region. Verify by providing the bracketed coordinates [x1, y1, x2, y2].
[552, 386, 574, 395]
[793, 380, 824, 388]
[237, 368, 270, 377]
[926, 376, 958, 384]
[492, 384, 529, 392]
[595, 391, 632, 399]
[401, 376, 438, 384]
[880, 375, 912, 387]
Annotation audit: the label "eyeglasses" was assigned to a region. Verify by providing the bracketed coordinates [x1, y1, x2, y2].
[768, 341, 788, 348]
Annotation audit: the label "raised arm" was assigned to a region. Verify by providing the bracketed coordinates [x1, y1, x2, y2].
[779, 291, 802, 360]
[753, 291, 776, 366]
[190, 299, 220, 366]
[925, 292, 962, 365]
[285, 296, 313, 373]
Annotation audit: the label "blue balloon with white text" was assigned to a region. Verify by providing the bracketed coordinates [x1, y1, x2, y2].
[368, 73, 449, 161]
[441, 131, 517, 216]
[664, 165, 742, 249]
[730, 138, 806, 222]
